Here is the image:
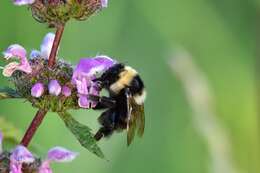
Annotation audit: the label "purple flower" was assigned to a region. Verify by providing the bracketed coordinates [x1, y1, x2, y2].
[10, 145, 35, 173]
[38, 161, 52, 173]
[2, 44, 32, 77]
[31, 82, 45, 98]
[48, 80, 61, 96]
[30, 33, 56, 60]
[73, 56, 116, 78]
[3, 44, 26, 59]
[9, 146, 77, 173]
[47, 147, 78, 162]
[101, 0, 108, 8]
[72, 55, 116, 108]
[39, 147, 78, 173]
[40, 33, 55, 59]
[10, 145, 35, 163]
[0, 132, 77, 172]
[13, 0, 35, 6]
[78, 95, 90, 108]
[1, 33, 56, 77]
[62, 86, 72, 97]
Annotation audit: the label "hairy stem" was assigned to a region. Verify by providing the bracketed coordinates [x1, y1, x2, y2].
[48, 25, 65, 68]
[20, 109, 48, 147]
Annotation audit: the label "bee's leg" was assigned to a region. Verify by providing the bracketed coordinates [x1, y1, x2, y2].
[95, 110, 117, 141]
[88, 95, 116, 110]
[94, 127, 114, 141]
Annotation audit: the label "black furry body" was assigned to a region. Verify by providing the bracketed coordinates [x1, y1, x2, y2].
[94, 89, 129, 140]
[91, 64, 146, 145]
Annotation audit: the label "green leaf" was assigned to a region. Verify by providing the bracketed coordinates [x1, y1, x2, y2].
[58, 112, 105, 159]
[0, 117, 22, 145]
[0, 87, 21, 100]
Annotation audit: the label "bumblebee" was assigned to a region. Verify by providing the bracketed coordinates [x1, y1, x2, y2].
[88, 63, 146, 145]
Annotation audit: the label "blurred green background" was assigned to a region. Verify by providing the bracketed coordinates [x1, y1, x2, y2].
[0, 0, 259, 173]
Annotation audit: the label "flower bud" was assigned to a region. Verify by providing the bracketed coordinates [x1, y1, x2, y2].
[13, 0, 35, 6]
[48, 80, 61, 96]
[62, 86, 72, 97]
[29, 0, 108, 27]
[101, 0, 108, 8]
[31, 83, 45, 98]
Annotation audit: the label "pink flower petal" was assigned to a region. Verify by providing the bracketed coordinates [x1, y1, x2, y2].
[73, 56, 116, 78]
[3, 44, 26, 60]
[9, 162, 22, 173]
[74, 77, 89, 95]
[62, 86, 72, 97]
[10, 145, 35, 163]
[13, 0, 35, 6]
[78, 95, 90, 109]
[48, 80, 61, 96]
[39, 161, 52, 173]
[2, 62, 19, 77]
[16, 62, 32, 74]
[31, 83, 45, 98]
[101, 0, 108, 8]
[2, 44, 32, 76]
[40, 33, 55, 59]
[47, 147, 78, 162]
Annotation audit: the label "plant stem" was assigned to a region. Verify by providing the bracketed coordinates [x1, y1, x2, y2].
[20, 109, 48, 147]
[48, 25, 65, 68]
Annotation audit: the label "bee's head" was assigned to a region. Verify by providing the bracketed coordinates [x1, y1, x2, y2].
[93, 63, 125, 88]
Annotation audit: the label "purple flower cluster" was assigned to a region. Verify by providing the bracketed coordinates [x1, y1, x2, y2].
[0, 132, 78, 173]
[2, 33, 55, 77]
[2, 33, 116, 108]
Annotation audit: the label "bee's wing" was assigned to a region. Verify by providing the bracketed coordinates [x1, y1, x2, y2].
[126, 92, 135, 146]
[136, 103, 145, 137]
[126, 92, 145, 146]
